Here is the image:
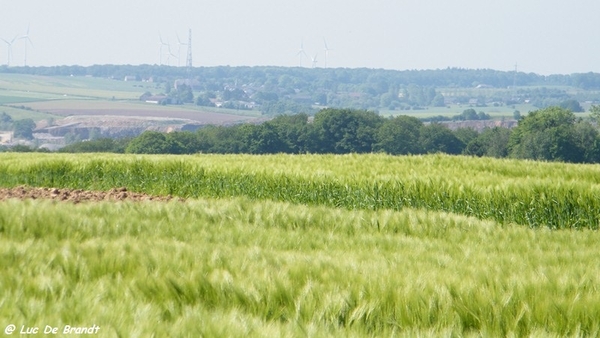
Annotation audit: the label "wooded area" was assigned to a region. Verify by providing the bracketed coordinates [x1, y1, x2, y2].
[53, 106, 600, 164]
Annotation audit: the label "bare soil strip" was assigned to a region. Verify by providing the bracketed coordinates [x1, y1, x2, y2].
[0, 186, 183, 203]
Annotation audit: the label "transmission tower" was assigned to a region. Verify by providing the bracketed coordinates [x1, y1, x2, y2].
[512, 62, 518, 100]
[186, 28, 193, 71]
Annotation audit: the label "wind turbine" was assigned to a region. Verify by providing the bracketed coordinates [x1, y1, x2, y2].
[310, 53, 318, 68]
[323, 38, 332, 68]
[19, 25, 33, 66]
[1, 35, 18, 67]
[166, 43, 178, 66]
[158, 33, 169, 65]
[296, 40, 309, 67]
[176, 33, 188, 67]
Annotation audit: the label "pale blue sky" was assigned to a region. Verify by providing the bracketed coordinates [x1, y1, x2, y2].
[1, 0, 599, 74]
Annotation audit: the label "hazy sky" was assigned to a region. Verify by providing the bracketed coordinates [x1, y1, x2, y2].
[1, 0, 599, 75]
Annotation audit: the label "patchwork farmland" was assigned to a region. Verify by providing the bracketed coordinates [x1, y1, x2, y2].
[0, 74, 259, 146]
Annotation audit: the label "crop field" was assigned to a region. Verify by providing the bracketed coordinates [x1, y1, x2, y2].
[0, 73, 259, 124]
[1, 153, 600, 336]
[20, 100, 257, 124]
[0, 74, 147, 100]
[380, 103, 540, 119]
[0, 94, 44, 105]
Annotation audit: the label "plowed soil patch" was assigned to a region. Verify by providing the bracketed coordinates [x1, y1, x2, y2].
[0, 186, 183, 203]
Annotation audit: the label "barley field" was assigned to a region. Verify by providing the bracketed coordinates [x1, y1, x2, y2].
[1, 153, 600, 337]
[1, 153, 599, 229]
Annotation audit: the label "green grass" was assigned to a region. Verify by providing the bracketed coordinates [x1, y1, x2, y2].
[0, 94, 44, 105]
[2, 197, 600, 337]
[0, 74, 148, 100]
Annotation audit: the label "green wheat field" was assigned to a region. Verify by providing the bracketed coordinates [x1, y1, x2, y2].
[1, 153, 600, 337]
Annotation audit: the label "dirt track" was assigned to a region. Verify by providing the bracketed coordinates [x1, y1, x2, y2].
[0, 186, 183, 203]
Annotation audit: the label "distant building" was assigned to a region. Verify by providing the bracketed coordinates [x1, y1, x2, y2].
[143, 95, 170, 105]
[174, 79, 201, 90]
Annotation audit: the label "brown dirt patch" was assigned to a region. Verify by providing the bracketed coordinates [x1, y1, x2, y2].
[0, 186, 184, 204]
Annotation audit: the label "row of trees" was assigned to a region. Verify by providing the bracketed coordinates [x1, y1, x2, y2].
[59, 106, 600, 164]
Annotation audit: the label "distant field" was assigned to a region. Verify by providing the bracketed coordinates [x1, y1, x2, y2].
[0, 74, 149, 100]
[0, 105, 59, 122]
[380, 103, 540, 118]
[22, 99, 256, 124]
[0, 94, 44, 105]
[0, 74, 261, 123]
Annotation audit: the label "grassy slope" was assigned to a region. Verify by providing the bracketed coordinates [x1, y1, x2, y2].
[1, 198, 599, 337]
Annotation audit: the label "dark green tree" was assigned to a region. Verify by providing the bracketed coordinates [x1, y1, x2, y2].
[241, 123, 291, 154]
[559, 99, 584, 113]
[166, 131, 202, 154]
[195, 125, 246, 153]
[265, 114, 310, 153]
[419, 123, 464, 154]
[0, 112, 12, 123]
[310, 108, 383, 153]
[374, 116, 423, 155]
[59, 138, 130, 153]
[125, 131, 184, 154]
[508, 107, 584, 162]
[589, 105, 600, 123]
[10, 144, 34, 152]
[431, 94, 446, 107]
[0, 112, 12, 130]
[12, 119, 36, 140]
[453, 127, 479, 146]
[513, 110, 521, 120]
[195, 91, 216, 106]
[573, 121, 600, 163]
[464, 127, 511, 158]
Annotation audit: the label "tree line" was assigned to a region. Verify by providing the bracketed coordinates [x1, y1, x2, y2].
[3, 65, 600, 112]
[55, 106, 600, 164]
[5, 65, 600, 89]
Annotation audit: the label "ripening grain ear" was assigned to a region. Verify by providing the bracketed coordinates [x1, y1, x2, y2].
[0, 153, 598, 229]
[1, 194, 599, 336]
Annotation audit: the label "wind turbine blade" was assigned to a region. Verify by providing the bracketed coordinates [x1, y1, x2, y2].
[159, 32, 167, 45]
[176, 33, 187, 46]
